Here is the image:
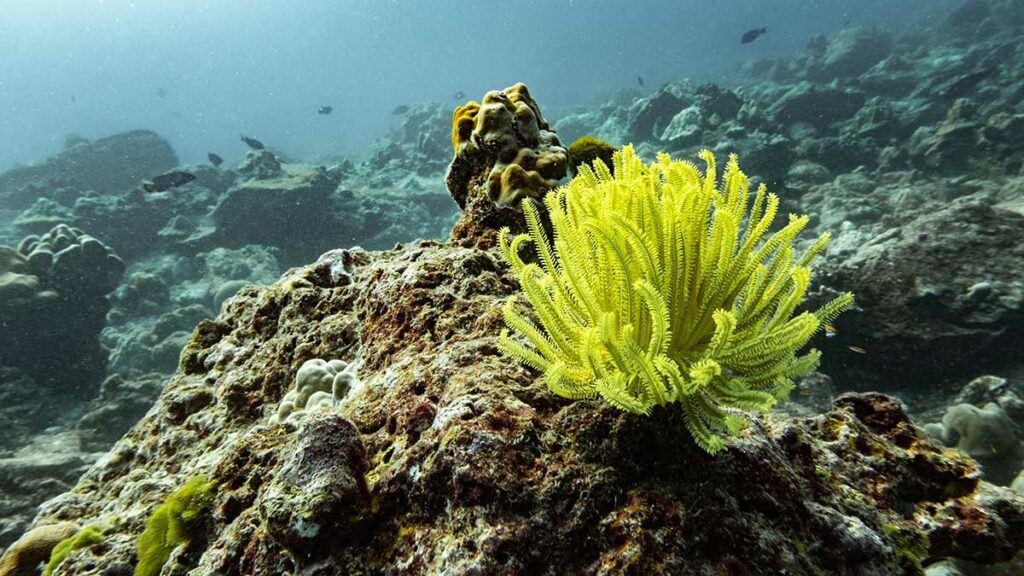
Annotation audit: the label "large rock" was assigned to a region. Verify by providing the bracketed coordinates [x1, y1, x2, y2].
[769, 83, 866, 129]
[201, 164, 342, 264]
[627, 88, 683, 142]
[0, 130, 177, 201]
[821, 196, 1024, 393]
[23, 243, 1024, 575]
[910, 99, 982, 172]
[805, 27, 894, 82]
[0, 225, 123, 401]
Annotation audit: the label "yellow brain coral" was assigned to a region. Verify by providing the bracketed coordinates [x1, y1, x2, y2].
[451, 101, 480, 152]
[446, 83, 567, 209]
[498, 146, 853, 454]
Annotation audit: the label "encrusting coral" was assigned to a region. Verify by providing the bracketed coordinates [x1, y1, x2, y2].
[499, 146, 853, 453]
[0, 522, 79, 576]
[938, 402, 1018, 458]
[566, 135, 617, 176]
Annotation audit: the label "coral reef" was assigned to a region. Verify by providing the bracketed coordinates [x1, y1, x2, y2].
[445, 83, 568, 246]
[4, 1, 1024, 572]
[16, 243, 1023, 575]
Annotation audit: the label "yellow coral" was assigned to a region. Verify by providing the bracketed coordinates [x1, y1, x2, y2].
[447, 83, 567, 209]
[451, 101, 480, 152]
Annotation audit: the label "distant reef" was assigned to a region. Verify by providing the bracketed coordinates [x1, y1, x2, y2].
[0, 130, 177, 202]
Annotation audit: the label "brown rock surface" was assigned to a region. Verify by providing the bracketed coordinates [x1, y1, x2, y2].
[16, 241, 1024, 575]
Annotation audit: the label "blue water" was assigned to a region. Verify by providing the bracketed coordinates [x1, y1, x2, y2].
[0, 0, 951, 170]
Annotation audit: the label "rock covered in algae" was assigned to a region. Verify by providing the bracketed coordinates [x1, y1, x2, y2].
[14, 239, 1023, 576]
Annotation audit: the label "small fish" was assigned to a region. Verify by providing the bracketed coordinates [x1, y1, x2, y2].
[240, 135, 265, 150]
[452, 90, 465, 100]
[207, 152, 223, 167]
[637, 76, 644, 87]
[157, 87, 167, 98]
[391, 104, 410, 115]
[318, 105, 333, 115]
[847, 345, 866, 354]
[70, 95, 77, 103]
[741, 27, 767, 44]
[142, 170, 196, 193]
[824, 324, 838, 338]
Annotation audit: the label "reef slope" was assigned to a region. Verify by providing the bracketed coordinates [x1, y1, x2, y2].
[32, 241, 1024, 575]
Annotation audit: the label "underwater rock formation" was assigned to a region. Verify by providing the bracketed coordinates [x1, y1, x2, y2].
[20, 240, 1023, 575]
[0, 130, 178, 205]
[370, 102, 450, 174]
[5, 2, 1024, 572]
[198, 164, 342, 263]
[820, 196, 1024, 393]
[769, 83, 866, 129]
[804, 27, 894, 83]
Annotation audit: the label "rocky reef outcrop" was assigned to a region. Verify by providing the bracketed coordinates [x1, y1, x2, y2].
[6, 2, 1024, 573]
[0, 131, 177, 206]
[818, 194, 1024, 393]
[195, 162, 343, 263]
[20, 237, 1024, 575]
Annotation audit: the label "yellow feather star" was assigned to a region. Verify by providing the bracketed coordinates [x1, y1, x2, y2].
[498, 145, 853, 454]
